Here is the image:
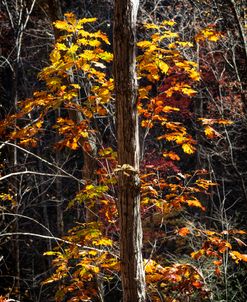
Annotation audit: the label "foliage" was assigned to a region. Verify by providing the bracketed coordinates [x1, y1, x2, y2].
[1, 11, 247, 302]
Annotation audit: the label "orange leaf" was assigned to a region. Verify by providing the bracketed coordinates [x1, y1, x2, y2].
[230, 251, 247, 263]
[215, 266, 221, 276]
[163, 151, 180, 161]
[213, 260, 222, 266]
[192, 281, 203, 288]
[177, 227, 190, 237]
[185, 198, 206, 211]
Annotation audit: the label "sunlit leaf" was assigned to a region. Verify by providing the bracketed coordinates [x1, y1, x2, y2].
[230, 251, 247, 263]
[163, 151, 180, 161]
[182, 143, 196, 154]
[204, 125, 220, 139]
[177, 227, 190, 237]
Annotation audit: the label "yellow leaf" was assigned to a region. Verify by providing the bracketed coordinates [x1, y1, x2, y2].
[79, 130, 88, 138]
[137, 40, 152, 48]
[56, 43, 67, 51]
[182, 143, 196, 154]
[85, 184, 94, 191]
[204, 230, 216, 236]
[162, 106, 180, 113]
[20, 138, 37, 147]
[138, 86, 152, 99]
[93, 238, 113, 246]
[162, 20, 176, 26]
[94, 32, 110, 44]
[181, 87, 197, 96]
[80, 50, 96, 61]
[230, 251, 247, 263]
[36, 120, 43, 129]
[54, 20, 68, 30]
[144, 23, 160, 30]
[189, 69, 200, 81]
[78, 38, 89, 45]
[177, 41, 193, 47]
[141, 120, 153, 128]
[50, 49, 61, 63]
[43, 251, 61, 256]
[195, 28, 223, 43]
[89, 39, 101, 47]
[78, 17, 97, 25]
[159, 31, 179, 39]
[68, 44, 79, 54]
[157, 60, 169, 74]
[66, 138, 79, 150]
[204, 125, 220, 139]
[98, 51, 113, 62]
[70, 83, 80, 89]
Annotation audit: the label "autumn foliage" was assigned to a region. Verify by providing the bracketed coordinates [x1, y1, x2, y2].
[1, 12, 246, 302]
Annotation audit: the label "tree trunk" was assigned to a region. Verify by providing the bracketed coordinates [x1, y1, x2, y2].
[113, 1, 146, 301]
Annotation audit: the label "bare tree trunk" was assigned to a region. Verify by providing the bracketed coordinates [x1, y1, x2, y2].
[113, 1, 146, 301]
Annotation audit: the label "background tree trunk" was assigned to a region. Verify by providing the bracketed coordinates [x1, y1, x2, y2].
[113, 1, 146, 301]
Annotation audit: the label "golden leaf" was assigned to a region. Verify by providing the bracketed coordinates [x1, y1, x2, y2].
[54, 20, 68, 30]
[141, 120, 153, 128]
[161, 20, 176, 26]
[98, 51, 113, 62]
[204, 125, 220, 139]
[36, 120, 43, 129]
[137, 40, 152, 48]
[189, 69, 200, 81]
[70, 83, 80, 89]
[89, 39, 101, 47]
[77, 17, 97, 25]
[50, 49, 61, 63]
[195, 28, 223, 43]
[230, 251, 247, 263]
[182, 143, 196, 154]
[185, 198, 205, 211]
[56, 43, 67, 51]
[181, 87, 197, 96]
[144, 23, 160, 30]
[68, 44, 79, 54]
[157, 60, 169, 74]
[162, 106, 180, 113]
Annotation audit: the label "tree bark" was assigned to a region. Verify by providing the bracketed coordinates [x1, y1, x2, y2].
[113, 1, 146, 301]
